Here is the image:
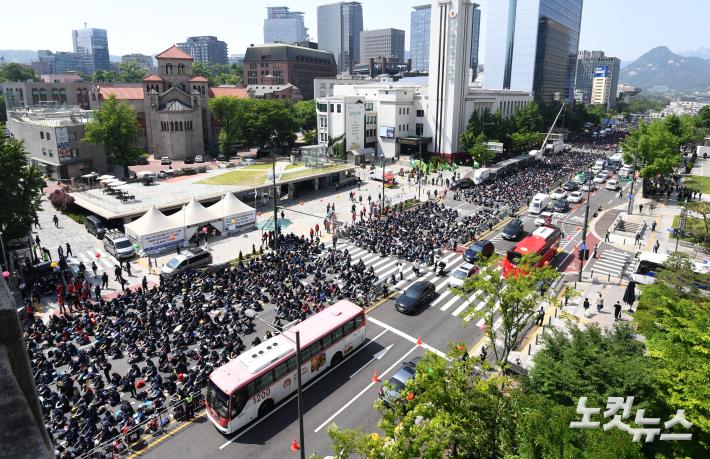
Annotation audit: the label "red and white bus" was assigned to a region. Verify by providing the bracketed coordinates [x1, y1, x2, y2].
[205, 300, 366, 434]
[503, 224, 561, 277]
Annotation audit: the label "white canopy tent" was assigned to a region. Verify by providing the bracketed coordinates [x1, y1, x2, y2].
[124, 205, 185, 254]
[168, 198, 222, 239]
[207, 193, 256, 233]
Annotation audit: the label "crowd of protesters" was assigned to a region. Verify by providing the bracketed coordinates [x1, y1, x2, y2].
[452, 150, 606, 211]
[23, 233, 379, 458]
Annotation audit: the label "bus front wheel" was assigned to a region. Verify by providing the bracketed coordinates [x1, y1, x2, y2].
[330, 352, 343, 368]
[258, 399, 274, 418]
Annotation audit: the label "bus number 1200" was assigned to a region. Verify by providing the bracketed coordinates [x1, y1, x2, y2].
[254, 388, 271, 404]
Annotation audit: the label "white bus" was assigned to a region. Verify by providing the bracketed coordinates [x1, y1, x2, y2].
[206, 300, 366, 434]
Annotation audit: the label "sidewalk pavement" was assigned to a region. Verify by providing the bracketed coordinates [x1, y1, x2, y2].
[511, 280, 635, 369]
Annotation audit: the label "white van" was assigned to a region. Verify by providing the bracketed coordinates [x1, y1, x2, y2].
[591, 159, 608, 173]
[473, 168, 490, 185]
[529, 193, 551, 215]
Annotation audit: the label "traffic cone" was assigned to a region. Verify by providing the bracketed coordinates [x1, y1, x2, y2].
[416, 336, 422, 346]
[372, 371, 381, 383]
[290, 436, 300, 452]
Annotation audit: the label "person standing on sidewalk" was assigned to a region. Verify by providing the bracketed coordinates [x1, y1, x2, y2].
[654, 240, 660, 253]
[535, 306, 545, 326]
[605, 229, 610, 242]
[596, 293, 604, 312]
[651, 220, 657, 232]
[639, 203, 644, 214]
[53, 214, 59, 227]
[65, 243, 72, 257]
[142, 276, 148, 291]
[91, 261, 98, 277]
[583, 298, 590, 317]
[398, 262, 404, 281]
[101, 272, 109, 289]
[635, 230, 641, 245]
[94, 283, 101, 300]
[613, 301, 622, 321]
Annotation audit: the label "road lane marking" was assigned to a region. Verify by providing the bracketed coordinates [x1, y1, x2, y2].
[440, 294, 460, 312]
[314, 345, 419, 433]
[218, 327, 388, 450]
[349, 343, 394, 378]
[366, 317, 447, 359]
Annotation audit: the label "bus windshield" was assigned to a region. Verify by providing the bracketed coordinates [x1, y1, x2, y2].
[506, 251, 522, 265]
[207, 380, 230, 419]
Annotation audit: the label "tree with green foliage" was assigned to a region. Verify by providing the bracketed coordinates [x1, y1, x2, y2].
[328, 133, 345, 159]
[617, 96, 669, 115]
[192, 62, 242, 86]
[687, 201, 710, 245]
[115, 61, 148, 82]
[0, 63, 38, 82]
[293, 99, 316, 132]
[0, 136, 44, 241]
[89, 69, 117, 83]
[635, 280, 710, 456]
[696, 105, 710, 130]
[510, 131, 544, 151]
[302, 129, 316, 145]
[513, 101, 544, 133]
[0, 95, 6, 123]
[621, 119, 682, 178]
[459, 131, 495, 166]
[83, 95, 141, 178]
[454, 254, 559, 367]
[209, 97, 296, 151]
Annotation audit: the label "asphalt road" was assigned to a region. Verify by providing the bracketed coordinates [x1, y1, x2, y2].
[143, 172, 634, 459]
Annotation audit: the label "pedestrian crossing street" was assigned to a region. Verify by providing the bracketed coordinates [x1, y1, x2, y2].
[336, 242, 505, 329]
[47, 246, 139, 274]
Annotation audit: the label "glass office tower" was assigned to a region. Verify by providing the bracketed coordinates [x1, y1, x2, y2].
[410, 3, 480, 75]
[484, 0, 583, 104]
[72, 27, 110, 74]
[317, 2, 363, 73]
[410, 4, 431, 72]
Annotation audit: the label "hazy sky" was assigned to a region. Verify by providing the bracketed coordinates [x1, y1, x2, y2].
[1, 0, 707, 62]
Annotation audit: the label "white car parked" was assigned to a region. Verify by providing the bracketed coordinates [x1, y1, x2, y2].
[592, 173, 607, 184]
[581, 182, 596, 192]
[605, 179, 620, 191]
[567, 191, 584, 203]
[550, 188, 567, 200]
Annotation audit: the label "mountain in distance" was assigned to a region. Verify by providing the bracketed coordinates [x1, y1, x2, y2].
[620, 46, 710, 92]
[0, 50, 38, 64]
[679, 47, 710, 60]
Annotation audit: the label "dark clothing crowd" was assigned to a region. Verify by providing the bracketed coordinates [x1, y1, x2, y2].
[23, 233, 378, 458]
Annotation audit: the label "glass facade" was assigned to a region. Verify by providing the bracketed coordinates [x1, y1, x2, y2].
[72, 28, 110, 73]
[317, 2, 363, 73]
[484, 0, 582, 105]
[410, 5, 431, 72]
[575, 52, 621, 108]
[264, 7, 308, 44]
[470, 5, 482, 80]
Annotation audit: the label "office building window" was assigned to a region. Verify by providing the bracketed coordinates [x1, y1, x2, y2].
[337, 104, 341, 113]
[46, 132, 51, 140]
[416, 109, 424, 118]
[48, 149, 53, 157]
[40, 132, 44, 140]
[42, 147, 47, 156]
[416, 123, 424, 136]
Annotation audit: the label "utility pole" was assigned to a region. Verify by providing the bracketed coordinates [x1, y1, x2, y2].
[417, 139, 422, 201]
[627, 156, 637, 215]
[578, 169, 592, 282]
[272, 146, 279, 251]
[381, 155, 386, 214]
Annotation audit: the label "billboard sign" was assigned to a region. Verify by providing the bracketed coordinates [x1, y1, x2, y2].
[594, 66, 608, 78]
[55, 127, 71, 162]
[378, 126, 395, 139]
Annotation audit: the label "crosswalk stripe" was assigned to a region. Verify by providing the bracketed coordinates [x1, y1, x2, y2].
[77, 253, 90, 264]
[379, 264, 401, 281]
[431, 289, 453, 307]
[373, 259, 398, 275]
[371, 256, 394, 269]
[451, 302, 469, 317]
[440, 295, 460, 312]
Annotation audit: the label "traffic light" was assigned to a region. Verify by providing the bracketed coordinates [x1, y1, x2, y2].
[577, 249, 584, 261]
[584, 249, 590, 260]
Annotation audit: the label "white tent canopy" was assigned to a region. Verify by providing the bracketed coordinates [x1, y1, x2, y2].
[124, 205, 185, 253]
[207, 193, 256, 232]
[168, 198, 221, 239]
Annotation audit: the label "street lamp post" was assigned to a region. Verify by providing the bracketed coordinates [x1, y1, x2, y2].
[627, 156, 637, 215]
[381, 155, 386, 214]
[417, 139, 422, 201]
[578, 170, 593, 282]
[244, 309, 305, 459]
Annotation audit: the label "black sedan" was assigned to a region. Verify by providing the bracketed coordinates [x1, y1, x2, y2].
[450, 178, 475, 190]
[501, 218, 524, 241]
[395, 281, 435, 314]
[552, 198, 570, 213]
[463, 239, 495, 263]
[563, 180, 579, 191]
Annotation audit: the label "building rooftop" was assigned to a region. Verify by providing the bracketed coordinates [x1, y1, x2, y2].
[142, 74, 164, 82]
[99, 86, 144, 100]
[209, 86, 249, 98]
[188, 76, 209, 82]
[244, 43, 336, 65]
[8, 106, 94, 127]
[155, 45, 194, 60]
[247, 84, 297, 97]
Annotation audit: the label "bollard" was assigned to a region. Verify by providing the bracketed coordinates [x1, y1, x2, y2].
[528, 343, 532, 355]
[535, 334, 539, 345]
[608, 273, 611, 282]
[555, 307, 559, 318]
[548, 316, 553, 326]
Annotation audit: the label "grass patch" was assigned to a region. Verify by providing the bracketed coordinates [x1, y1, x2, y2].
[65, 211, 86, 225]
[686, 175, 710, 194]
[280, 164, 350, 182]
[285, 163, 302, 171]
[197, 164, 270, 186]
[671, 214, 708, 244]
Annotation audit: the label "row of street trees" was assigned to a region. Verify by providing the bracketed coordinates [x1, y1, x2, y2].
[458, 102, 547, 166]
[209, 97, 315, 154]
[316, 252, 709, 458]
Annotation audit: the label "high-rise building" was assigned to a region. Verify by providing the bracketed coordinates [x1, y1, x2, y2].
[243, 43, 337, 99]
[264, 7, 309, 44]
[410, 3, 480, 75]
[72, 27, 111, 74]
[317, 2, 363, 73]
[484, 0, 583, 105]
[575, 50, 620, 108]
[410, 5, 431, 72]
[177, 36, 228, 65]
[359, 28, 405, 63]
[122, 54, 154, 72]
[470, 5, 481, 81]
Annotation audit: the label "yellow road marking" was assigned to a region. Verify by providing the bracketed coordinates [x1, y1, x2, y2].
[126, 413, 205, 459]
